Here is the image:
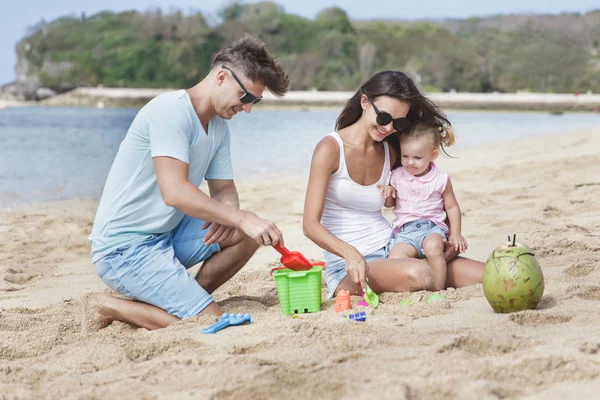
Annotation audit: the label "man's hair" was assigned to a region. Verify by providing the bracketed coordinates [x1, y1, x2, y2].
[212, 33, 289, 96]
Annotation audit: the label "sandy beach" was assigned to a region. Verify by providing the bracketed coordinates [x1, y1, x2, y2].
[1, 126, 599, 399]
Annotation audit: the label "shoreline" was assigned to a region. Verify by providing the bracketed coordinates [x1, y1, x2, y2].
[2, 124, 599, 210]
[2, 88, 600, 112]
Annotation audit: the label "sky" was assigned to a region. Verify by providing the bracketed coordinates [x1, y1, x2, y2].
[1, 0, 599, 85]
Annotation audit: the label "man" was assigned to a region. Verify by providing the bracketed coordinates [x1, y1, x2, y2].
[83, 33, 289, 331]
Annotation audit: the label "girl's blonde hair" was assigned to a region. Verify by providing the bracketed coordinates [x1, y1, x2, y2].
[400, 121, 456, 151]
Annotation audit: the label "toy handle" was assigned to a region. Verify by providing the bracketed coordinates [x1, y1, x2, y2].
[273, 243, 291, 257]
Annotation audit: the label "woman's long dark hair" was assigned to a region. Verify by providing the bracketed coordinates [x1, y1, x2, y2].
[335, 71, 450, 168]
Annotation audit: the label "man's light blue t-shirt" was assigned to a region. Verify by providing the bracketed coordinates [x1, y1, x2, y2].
[89, 90, 233, 262]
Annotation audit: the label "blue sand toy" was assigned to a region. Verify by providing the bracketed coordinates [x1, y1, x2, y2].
[349, 312, 366, 322]
[201, 313, 252, 334]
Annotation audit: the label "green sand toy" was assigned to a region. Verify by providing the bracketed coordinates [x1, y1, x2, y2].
[427, 293, 447, 304]
[364, 283, 379, 308]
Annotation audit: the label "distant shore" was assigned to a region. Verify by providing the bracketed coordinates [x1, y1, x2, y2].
[2, 87, 600, 112]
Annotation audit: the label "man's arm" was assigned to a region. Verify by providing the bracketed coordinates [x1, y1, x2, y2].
[154, 156, 242, 225]
[153, 156, 282, 246]
[203, 179, 240, 244]
[207, 179, 239, 209]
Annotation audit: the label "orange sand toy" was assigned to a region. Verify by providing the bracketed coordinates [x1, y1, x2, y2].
[335, 289, 352, 313]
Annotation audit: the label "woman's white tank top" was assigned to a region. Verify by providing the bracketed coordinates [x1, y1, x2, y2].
[320, 132, 392, 264]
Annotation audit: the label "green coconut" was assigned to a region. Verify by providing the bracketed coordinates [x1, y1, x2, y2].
[482, 241, 544, 313]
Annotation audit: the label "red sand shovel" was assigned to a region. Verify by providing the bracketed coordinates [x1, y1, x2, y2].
[272, 243, 313, 271]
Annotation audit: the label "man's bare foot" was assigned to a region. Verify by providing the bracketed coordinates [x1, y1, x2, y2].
[80, 292, 114, 333]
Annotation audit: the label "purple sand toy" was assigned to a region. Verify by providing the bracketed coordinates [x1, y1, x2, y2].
[201, 313, 252, 334]
[349, 312, 366, 322]
[356, 292, 369, 307]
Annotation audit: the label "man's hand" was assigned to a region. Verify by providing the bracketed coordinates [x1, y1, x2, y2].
[201, 222, 237, 245]
[238, 210, 284, 247]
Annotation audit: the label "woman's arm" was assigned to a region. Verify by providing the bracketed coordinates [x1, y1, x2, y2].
[302, 137, 368, 288]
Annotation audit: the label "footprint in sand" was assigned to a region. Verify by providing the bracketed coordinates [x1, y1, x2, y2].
[229, 342, 270, 355]
[564, 263, 596, 278]
[508, 311, 572, 326]
[123, 338, 205, 361]
[0, 286, 24, 292]
[565, 224, 591, 234]
[543, 205, 564, 218]
[218, 295, 278, 309]
[536, 240, 598, 258]
[3, 272, 37, 285]
[572, 286, 600, 301]
[477, 356, 600, 387]
[491, 220, 513, 228]
[579, 342, 600, 355]
[437, 335, 533, 356]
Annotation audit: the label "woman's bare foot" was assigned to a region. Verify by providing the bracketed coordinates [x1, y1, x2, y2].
[80, 292, 114, 333]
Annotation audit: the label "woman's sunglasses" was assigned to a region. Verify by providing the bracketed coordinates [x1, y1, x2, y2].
[222, 65, 262, 104]
[367, 97, 411, 132]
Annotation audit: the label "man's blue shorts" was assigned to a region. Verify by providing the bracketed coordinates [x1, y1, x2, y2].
[94, 215, 221, 319]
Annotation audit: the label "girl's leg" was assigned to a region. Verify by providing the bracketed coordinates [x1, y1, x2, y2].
[422, 233, 447, 291]
[388, 243, 418, 259]
[446, 256, 484, 288]
[335, 257, 434, 296]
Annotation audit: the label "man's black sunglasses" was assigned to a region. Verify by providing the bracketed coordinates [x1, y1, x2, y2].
[367, 97, 411, 132]
[222, 65, 262, 104]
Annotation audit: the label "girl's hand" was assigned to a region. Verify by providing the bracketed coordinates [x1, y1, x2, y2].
[345, 252, 368, 290]
[448, 233, 468, 253]
[377, 184, 397, 208]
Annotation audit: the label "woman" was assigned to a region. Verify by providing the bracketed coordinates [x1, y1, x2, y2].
[302, 70, 483, 298]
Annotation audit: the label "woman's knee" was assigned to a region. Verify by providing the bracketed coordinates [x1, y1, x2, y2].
[406, 261, 435, 291]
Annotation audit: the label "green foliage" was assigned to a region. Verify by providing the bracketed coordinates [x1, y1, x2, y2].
[315, 7, 355, 35]
[219, 2, 244, 21]
[17, 5, 600, 93]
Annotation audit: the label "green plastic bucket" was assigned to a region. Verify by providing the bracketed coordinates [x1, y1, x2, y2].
[272, 265, 323, 315]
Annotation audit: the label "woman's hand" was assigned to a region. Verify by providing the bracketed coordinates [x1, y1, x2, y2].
[443, 238, 460, 262]
[345, 251, 368, 290]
